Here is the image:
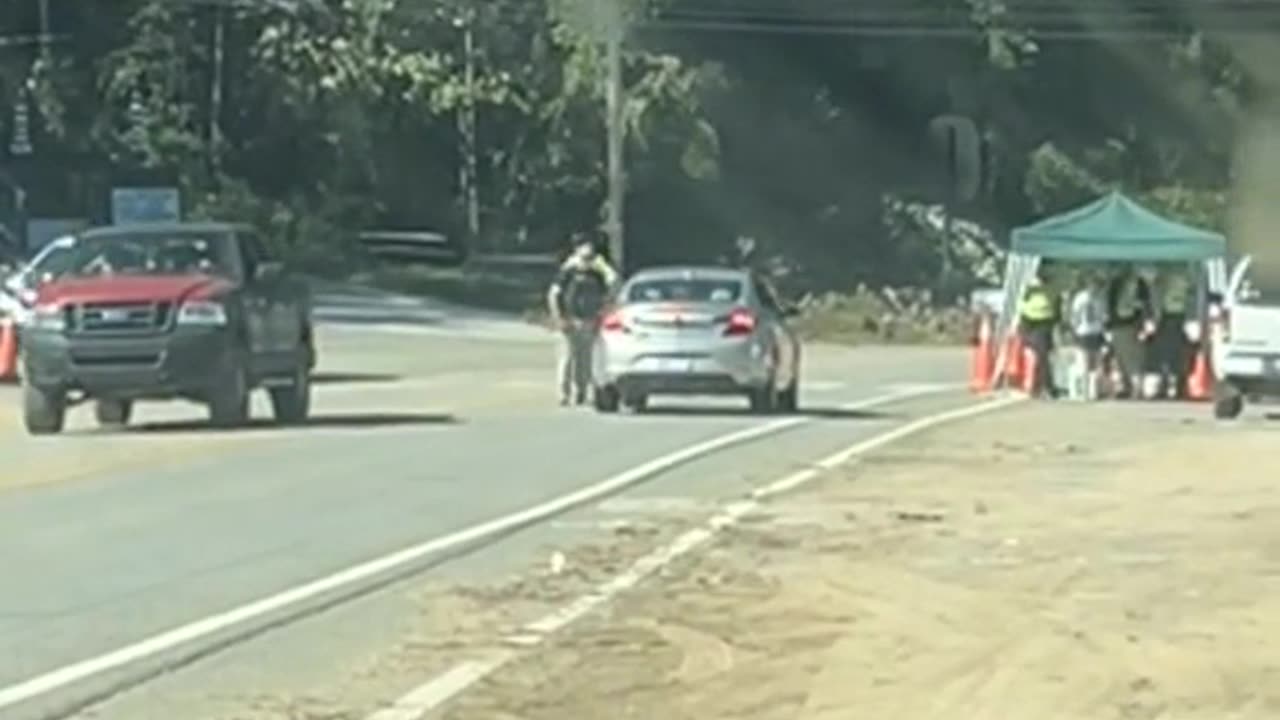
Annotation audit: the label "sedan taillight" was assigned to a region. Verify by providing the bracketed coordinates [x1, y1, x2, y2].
[724, 307, 756, 336]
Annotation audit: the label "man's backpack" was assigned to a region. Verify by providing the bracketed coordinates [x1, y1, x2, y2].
[561, 266, 609, 319]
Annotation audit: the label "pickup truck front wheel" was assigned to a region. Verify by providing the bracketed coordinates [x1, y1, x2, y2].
[208, 360, 250, 428]
[269, 360, 311, 425]
[24, 384, 66, 435]
[1213, 392, 1243, 420]
[1213, 379, 1244, 420]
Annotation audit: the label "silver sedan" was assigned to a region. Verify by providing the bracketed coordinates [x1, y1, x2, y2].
[590, 266, 802, 413]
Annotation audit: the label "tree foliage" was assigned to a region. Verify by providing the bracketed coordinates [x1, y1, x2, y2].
[0, 0, 1261, 290]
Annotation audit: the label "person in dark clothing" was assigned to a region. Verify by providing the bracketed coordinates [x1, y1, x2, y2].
[1019, 275, 1059, 398]
[546, 234, 619, 405]
[1106, 267, 1154, 399]
[1153, 271, 1193, 399]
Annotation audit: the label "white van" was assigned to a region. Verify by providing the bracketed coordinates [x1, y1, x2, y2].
[0, 235, 77, 326]
[1209, 255, 1280, 418]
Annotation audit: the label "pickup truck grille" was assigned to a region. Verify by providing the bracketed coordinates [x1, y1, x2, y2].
[71, 302, 173, 335]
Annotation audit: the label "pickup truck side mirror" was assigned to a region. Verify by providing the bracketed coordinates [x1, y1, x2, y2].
[254, 261, 284, 282]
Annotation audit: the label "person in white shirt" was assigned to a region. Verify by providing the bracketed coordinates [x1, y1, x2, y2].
[1069, 275, 1107, 397]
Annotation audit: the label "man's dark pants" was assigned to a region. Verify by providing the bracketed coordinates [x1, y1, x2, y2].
[1022, 320, 1056, 397]
[1155, 313, 1189, 398]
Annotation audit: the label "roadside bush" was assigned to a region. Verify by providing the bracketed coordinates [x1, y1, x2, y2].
[793, 285, 970, 345]
[185, 177, 369, 277]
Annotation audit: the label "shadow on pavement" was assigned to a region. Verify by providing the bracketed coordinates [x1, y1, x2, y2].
[637, 405, 896, 420]
[310, 371, 404, 385]
[314, 310, 445, 326]
[123, 412, 459, 434]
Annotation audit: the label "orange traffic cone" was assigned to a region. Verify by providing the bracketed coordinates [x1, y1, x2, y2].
[1004, 334, 1025, 389]
[969, 313, 995, 393]
[0, 318, 16, 383]
[1187, 348, 1211, 401]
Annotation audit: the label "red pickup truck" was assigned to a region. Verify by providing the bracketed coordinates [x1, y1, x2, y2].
[19, 222, 315, 434]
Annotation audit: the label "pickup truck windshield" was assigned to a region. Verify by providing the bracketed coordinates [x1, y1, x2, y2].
[60, 232, 234, 279]
[1236, 276, 1280, 305]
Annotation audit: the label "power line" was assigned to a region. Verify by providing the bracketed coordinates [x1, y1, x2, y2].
[105, 0, 1280, 41]
[646, 2, 1280, 34]
[650, 0, 1280, 12]
[636, 20, 1209, 40]
[433, 1, 1280, 38]
[161, 0, 328, 12]
[646, 0, 1280, 38]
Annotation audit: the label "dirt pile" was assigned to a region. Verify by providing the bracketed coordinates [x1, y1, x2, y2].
[444, 402, 1280, 720]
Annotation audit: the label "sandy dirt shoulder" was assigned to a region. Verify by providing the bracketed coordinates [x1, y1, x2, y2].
[441, 401, 1280, 720]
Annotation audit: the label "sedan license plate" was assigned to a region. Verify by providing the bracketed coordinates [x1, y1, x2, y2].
[653, 357, 694, 373]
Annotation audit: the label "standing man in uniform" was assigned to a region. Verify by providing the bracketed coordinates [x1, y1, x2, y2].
[547, 233, 619, 406]
[1154, 269, 1193, 399]
[1106, 266, 1153, 399]
[1019, 275, 1059, 398]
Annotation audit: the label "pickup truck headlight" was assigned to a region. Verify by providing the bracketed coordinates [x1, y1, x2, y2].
[176, 300, 228, 326]
[30, 303, 66, 331]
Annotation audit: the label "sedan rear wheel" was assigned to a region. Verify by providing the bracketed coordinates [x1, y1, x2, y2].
[593, 384, 620, 413]
[622, 392, 648, 413]
[748, 383, 776, 414]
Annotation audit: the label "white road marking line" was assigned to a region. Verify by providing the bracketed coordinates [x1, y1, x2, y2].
[0, 384, 947, 713]
[549, 518, 643, 532]
[750, 467, 820, 499]
[365, 655, 515, 720]
[597, 497, 711, 514]
[371, 392, 1025, 720]
[317, 319, 548, 342]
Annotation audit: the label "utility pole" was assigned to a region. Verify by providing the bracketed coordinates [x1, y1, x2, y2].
[604, 28, 625, 270]
[210, 3, 226, 167]
[37, 0, 50, 62]
[457, 12, 479, 245]
[942, 124, 956, 293]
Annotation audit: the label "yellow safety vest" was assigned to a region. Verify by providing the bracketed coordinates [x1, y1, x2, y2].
[1020, 289, 1054, 322]
[1161, 277, 1190, 314]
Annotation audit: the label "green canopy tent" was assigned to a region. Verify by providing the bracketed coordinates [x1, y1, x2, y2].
[1011, 191, 1226, 261]
[991, 191, 1228, 386]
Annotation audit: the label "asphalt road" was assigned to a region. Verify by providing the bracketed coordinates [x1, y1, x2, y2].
[0, 287, 964, 720]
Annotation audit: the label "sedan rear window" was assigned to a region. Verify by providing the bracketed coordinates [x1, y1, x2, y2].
[626, 278, 743, 304]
